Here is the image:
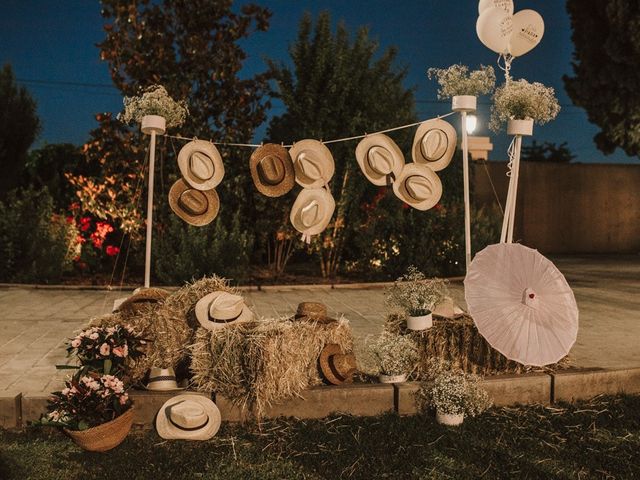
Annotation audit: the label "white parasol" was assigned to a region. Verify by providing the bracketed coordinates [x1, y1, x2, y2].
[464, 243, 579, 366]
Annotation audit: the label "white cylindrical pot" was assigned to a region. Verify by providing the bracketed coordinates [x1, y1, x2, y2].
[406, 313, 433, 330]
[378, 373, 407, 384]
[141, 115, 166, 135]
[507, 118, 534, 136]
[452, 95, 477, 112]
[436, 411, 464, 426]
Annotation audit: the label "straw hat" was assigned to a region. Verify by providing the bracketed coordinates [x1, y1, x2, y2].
[114, 287, 170, 314]
[293, 302, 337, 324]
[156, 394, 221, 441]
[177, 140, 225, 191]
[289, 188, 335, 241]
[355, 134, 405, 186]
[319, 344, 357, 385]
[145, 367, 185, 391]
[289, 139, 335, 188]
[195, 291, 253, 331]
[250, 143, 295, 197]
[411, 119, 457, 171]
[392, 163, 443, 211]
[168, 179, 219, 227]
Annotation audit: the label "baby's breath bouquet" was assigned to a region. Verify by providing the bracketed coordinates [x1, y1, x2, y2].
[118, 85, 188, 128]
[490, 79, 560, 133]
[427, 64, 496, 99]
[367, 332, 418, 377]
[418, 370, 491, 417]
[386, 266, 448, 317]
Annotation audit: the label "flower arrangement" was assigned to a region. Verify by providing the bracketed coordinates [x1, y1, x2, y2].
[385, 266, 449, 317]
[367, 331, 419, 377]
[418, 370, 492, 417]
[40, 374, 131, 431]
[427, 64, 496, 99]
[489, 79, 560, 132]
[118, 85, 188, 128]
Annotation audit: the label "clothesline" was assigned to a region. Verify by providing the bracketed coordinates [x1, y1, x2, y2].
[161, 111, 457, 148]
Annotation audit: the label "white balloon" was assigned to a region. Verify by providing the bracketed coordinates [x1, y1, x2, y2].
[476, 7, 513, 55]
[478, 0, 514, 16]
[509, 9, 545, 57]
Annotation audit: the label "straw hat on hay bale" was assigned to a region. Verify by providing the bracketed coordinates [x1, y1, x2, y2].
[190, 315, 354, 420]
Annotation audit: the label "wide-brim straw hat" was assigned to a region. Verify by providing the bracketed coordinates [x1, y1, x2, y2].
[195, 291, 254, 331]
[411, 118, 457, 172]
[290, 139, 335, 188]
[169, 179, 219, 227]
[289, 188, 335, 237]
[177, 140, 225, 191]
[293, 302, 337, 324]
[392, 163, 443, 211]
[145, 367, 185, 391]
[355, 133, 405, 186]
[114, 287, 170, 314]
[319, 344, 357, 385]
[250, 143, 295, 197]
[156, 394, 221, 441]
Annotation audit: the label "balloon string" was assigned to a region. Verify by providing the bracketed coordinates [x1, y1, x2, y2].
[497, 53, 514, 83]
[506, 136, 517, 178]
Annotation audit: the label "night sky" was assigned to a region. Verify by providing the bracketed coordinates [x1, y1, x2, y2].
[0, 0, 634, 164]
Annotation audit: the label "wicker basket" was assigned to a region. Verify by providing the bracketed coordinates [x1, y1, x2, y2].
[64, 407, 134, 452]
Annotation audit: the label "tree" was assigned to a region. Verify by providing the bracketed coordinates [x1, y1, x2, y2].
[267, 12, 416, 277]
[564, 1, 640, 156]
[521, 141, 575, 163]
[0, 64, 41, 197]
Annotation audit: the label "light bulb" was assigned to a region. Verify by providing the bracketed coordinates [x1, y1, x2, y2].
[466, 114, 477, 135]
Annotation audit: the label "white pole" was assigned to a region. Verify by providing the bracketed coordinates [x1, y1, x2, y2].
[461, 111, 472, 271]
[144, 130, 156, 288]
[507, 135, 522, 244]
[500, 165, 515, 243]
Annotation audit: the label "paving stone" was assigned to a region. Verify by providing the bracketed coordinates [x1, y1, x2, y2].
[553, 368, 640, 403]
[21, 393, 50, 426]
[0, 392, 21, 428]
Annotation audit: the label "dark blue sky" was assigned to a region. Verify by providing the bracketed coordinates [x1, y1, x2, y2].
[0, 0, 634, 163]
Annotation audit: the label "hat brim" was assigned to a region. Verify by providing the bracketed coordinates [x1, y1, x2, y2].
[290, 188, 336, 236]
[169, 179, 220, 227]
[195, 291, 254, 331]
[392, 163, 442, 211]
[411, 119, 457, 172]
[250, 144, 296, 197]
[355, 134, 405, 186]
[156, 394, 221, 441]
[319, 344, 354, 385]
[115, 287, 170, 313]
[178, 140, 225, 191]
[290, 139, 335, 188]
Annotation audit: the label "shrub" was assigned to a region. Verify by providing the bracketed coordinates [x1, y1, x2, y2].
[417, 369, 492, 417]
[0, 188, 75, 283]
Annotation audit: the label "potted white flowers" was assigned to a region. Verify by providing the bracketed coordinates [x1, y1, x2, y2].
[118, 84, 189, 135]
[386, 266, 448, 331]
[490, 79, 560, 136]
[421, 370, 492, 427]
[428, 64, 496, 112]
[368, 331, 418, 383]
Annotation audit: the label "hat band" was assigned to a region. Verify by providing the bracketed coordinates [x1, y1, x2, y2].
[208, 310, 242, 324]
[168, 413, 210, 431]
[328, 357, 347, 382]
[149, 375, 177, 383]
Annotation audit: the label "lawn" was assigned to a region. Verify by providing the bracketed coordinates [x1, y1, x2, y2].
[1, 395, 638, 479]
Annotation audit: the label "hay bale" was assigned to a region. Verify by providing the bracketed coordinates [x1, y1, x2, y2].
[385, 314, 570, 377]
[190, 317, 354, 419]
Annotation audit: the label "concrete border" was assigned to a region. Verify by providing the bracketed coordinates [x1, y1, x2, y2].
[552, 368, 640, 403]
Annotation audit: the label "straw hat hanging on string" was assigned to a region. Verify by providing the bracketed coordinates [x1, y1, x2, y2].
[177, 139, 225, 191]
[290, 187, 336, 243]
[169, 179, 220, 226]
[393, 163, 443, 211]
[249, 143, 296, 197]
[289, 139, 335, 188]
[355, 133, 405, 186]
[156, 394, 221, 441]
[195, 291, 254, 331]
[411, 119, 457, 171]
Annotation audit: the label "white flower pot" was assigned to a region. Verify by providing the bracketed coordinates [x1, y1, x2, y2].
[141, 115, 166, 135]
[378, 373, 407, 384]
[436, 410, 464, 426]
[452, 95, 477, 112]
[507, 118, 534, 136]
[406, 313, 432, 331]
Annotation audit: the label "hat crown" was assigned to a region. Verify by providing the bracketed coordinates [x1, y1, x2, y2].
[405, 175, 433, 201]
[296, 302, 327, 320]
[297, 151, 324, 180]
[300, 200, 321, 228]
[257, 155, 285, 185]
[179, 189, 208, 216]
[367, 146, 394, 175]
[190, 151, 215, 180]
[149, 367, 175, 378]
[330, 353, 357, 380]
[420, 129, 448, 161]
[208, 292, 244, 320]
[169, 401, 208, 429]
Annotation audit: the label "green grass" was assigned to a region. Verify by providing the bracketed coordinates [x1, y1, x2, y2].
[1, 395, 639, 479]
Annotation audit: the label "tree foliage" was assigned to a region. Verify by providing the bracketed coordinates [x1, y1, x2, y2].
[564, 0, 640, 156]
[0, 64, 41, 197]
[521, 141, 575, 163]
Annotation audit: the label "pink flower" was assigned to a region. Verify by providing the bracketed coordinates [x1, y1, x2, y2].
[61, 388, 70, 396]
[119, 393, 129, 405]
[70, 339, 81, 348]
[112, 345, 128, 358]
[89, 332, 99, 340]
[99, 343, 110, 356]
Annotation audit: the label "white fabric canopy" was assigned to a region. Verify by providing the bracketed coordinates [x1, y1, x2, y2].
[464, 243, 579, 366]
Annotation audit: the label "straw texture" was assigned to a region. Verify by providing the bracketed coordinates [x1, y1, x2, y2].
[64, 407, 134, 452]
